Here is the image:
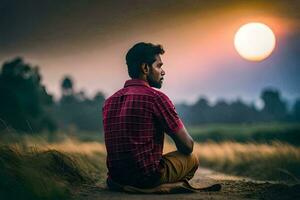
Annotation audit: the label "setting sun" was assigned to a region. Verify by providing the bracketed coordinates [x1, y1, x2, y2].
[234, 22, 276, 61]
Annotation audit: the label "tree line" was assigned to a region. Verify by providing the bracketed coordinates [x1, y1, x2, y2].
[177, 90, 300, 125]
[0, 57, 299, 133]
[0, 57, 104, 133]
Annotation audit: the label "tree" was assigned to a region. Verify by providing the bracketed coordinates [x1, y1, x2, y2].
[191, 97, 211, 124]
[229, 99, 258, 123]
[61, 76, 74, 96]
[54, 74, 105, 131]
[93, 92, 105, 104]
[0, 57, 56, 132]
[211, 100, 231, 123]
[292, 98, 300, 121]
[260, 88, 287, 121]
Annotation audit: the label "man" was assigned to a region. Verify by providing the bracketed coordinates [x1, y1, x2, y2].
[102, 42, 198, 189]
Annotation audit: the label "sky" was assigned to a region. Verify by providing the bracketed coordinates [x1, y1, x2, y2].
[0, 0, 299, 105]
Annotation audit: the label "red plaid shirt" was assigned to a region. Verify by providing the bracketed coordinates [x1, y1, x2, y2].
[102, 79, 183, 186]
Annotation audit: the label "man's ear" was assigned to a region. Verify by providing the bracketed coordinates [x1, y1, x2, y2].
[141, 63, 150, 75]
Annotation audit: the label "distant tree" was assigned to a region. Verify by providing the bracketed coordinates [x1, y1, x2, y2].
[176, 89, 293, 125]
[229, 99, 258, 123]
[211, 100, 232, 123]
[175, 103, 190, 124]
[176, 96, 261, 124]
[61, 76, 74, 96]
[260, 88, 287, 121]
[191, 97, 211, 124]
[93, 91, 105, 104]
[0, 57, 56, 132]
[292, 98, 300, 121]
[54, 75, 105, 132]
[73, 91, 105, 131]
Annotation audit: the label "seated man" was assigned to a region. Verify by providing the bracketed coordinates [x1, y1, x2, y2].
[102, 42, 198, 189]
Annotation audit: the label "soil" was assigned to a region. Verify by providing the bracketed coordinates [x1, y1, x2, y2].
[74, 167, 300, 200]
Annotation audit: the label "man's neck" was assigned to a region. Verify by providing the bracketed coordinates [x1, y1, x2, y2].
[136, 75, 148, 83]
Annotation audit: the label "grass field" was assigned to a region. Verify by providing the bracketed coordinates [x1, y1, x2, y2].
[163, 140, 300, 182]
[1, 123, 300, 199]
[194, 142, 300, 182]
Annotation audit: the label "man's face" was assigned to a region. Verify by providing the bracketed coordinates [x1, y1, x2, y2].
[147, 55, 165, 89]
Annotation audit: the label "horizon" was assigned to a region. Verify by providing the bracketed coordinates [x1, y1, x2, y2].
[0, 56, 298, 110]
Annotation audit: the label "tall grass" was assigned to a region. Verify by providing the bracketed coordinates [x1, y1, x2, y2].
[162, 138, 300, 182]
[1, 130, 300, 199]
[192, 141, 300, 182]
[0, 138, 107, 200]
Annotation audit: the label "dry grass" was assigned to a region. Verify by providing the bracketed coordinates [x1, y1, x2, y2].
[27, 138, 106, 155]
[9, 134, 300, 182]
[1, 133, 300, 200]
[160, 139, 300, 182]
[0, 138, 107, 200]
[192, 141, 300, 182]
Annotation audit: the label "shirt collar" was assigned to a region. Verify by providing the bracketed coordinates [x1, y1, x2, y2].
[124, 79, 150, 88]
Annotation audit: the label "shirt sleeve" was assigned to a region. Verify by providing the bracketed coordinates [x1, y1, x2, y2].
[153, 91, 183, 134]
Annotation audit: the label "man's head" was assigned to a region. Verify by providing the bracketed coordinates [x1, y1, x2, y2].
[126, 42, 165, 88]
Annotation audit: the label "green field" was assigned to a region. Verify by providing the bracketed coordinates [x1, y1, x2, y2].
[187, 122, 300, 145]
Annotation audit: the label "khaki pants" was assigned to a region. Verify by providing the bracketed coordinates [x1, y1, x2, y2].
[159, 151, 199, 184]
[107, 151, 199, 190]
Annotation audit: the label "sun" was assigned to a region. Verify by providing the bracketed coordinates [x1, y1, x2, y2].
[234, 22, 276, 61]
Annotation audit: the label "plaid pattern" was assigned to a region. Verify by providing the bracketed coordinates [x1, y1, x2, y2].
[103, 79, 183, 186]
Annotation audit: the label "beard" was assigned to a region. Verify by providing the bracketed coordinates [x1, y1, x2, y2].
[147, 73, 162, 89]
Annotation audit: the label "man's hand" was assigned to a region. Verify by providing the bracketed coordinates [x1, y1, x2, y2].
[169, 126, 194, 155]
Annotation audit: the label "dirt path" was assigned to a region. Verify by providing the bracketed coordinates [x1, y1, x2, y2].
[75, 167, 300, 200]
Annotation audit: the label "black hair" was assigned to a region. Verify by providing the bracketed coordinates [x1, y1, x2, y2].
[125, 42, 164, 78]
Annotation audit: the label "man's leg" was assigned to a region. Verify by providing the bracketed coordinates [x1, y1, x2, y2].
[159, 151, 199, 184]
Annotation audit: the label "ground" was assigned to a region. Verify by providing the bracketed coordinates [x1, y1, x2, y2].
[74, 167, 300, 200]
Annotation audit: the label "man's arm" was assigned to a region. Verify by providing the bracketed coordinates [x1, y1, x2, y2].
[169, 126, 194, 155]
[153, 91, 194, 154]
